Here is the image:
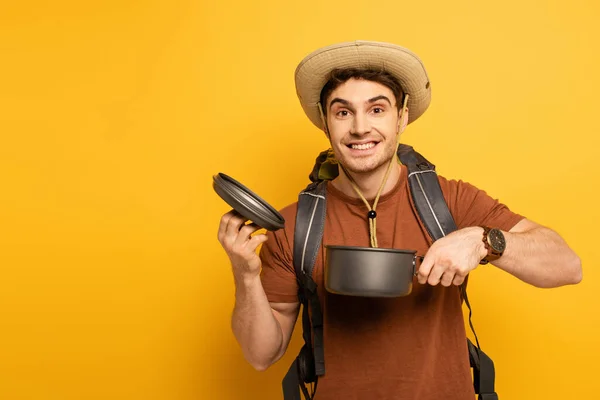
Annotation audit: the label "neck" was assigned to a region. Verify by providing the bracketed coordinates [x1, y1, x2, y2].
[332, 158, 401, 201]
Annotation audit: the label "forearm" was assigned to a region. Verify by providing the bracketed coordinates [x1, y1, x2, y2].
[231, 274, 283, 371]
[493, 226, 582, 288]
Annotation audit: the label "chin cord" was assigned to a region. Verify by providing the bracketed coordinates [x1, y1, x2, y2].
[339, 152, 396, 248]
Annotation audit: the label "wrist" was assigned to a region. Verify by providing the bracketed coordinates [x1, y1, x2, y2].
[479, 226, 507, 265]
[234, 271, 262, 289]
[475, 226, 488, 261]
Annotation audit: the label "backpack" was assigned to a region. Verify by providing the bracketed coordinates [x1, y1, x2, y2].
[281, 144, 499, 400]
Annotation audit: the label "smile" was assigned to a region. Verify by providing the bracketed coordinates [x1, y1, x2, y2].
[348, 142, 378, 150]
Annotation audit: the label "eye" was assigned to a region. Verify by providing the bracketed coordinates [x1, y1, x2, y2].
[336, 110, 350, 118]
[371, 107, 385, 114]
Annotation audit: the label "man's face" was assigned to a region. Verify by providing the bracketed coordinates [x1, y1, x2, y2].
[325, 78, 404, 175]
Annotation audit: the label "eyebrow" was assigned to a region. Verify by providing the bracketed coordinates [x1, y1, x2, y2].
[329, 95, 393, 109]
[368, 95, 392, 106]
[329, 98, 350, 109]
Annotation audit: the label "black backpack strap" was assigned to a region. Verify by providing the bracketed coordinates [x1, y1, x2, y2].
[282, 359, 303, 400]
[293, 181, 327, 283]
[283, 181, 327, 400]
[398, 143, 498, 400]
[397, 144, 457, 241]
[463, 287, 498, 400]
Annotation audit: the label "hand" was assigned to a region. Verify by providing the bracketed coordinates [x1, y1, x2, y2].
[417, 227, 486, 287]
[217, 210, 268, 281]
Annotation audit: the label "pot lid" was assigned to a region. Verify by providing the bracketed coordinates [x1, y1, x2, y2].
[212, 173, 285, 231]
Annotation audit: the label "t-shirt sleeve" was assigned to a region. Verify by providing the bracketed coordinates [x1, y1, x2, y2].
[259, 220, 299, 303]
[439, 176, 525, 232]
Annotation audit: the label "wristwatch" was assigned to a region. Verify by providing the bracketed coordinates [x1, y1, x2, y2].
[479, 226, 506, 265]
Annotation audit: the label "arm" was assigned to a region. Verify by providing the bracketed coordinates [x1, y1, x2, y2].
[417, 219, 582, 289]
[218, 211, 299, 371]
[232, 276, 299, 370]
[494, 218, 582, 288]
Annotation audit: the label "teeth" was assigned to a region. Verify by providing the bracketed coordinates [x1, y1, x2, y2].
[351, 142, 376, 150]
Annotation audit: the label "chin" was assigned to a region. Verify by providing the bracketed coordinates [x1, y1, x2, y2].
[341, 157, 385, 174]
[334, 144, 396, 174]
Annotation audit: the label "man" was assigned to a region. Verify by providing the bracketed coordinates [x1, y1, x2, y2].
[217, 41, 582, 399]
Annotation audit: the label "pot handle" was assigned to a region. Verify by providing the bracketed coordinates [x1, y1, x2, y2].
[413, 255, 425, 276]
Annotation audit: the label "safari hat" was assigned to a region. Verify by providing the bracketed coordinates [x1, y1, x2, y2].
[295, 40, 432, 130]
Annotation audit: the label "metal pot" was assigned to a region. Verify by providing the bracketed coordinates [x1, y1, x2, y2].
[324, 245, 423, 297]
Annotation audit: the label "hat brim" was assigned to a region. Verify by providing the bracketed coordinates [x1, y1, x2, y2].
[295, 40, 432, 130]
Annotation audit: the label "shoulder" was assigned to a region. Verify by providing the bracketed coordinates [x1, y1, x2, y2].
[273, 201, 299, 240]
[435, 172, 493, 202]
[265, 185, 328, 255]
[434, 173, 524, 230]
[436, 173, 472, 191]
[263, 200, 299, 256]
[436, 174, 479, 202]
[279, 201, 299, 224]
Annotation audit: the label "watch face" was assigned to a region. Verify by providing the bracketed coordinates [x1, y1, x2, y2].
[489, 229, 506, 253]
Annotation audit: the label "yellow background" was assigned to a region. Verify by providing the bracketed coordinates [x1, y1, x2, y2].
[1, 0, 598, 399]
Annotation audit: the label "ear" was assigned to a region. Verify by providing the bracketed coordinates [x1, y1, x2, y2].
[317, 102, 331, 139]
[397, 107, 409, 134]
[322, 119, 331, 139]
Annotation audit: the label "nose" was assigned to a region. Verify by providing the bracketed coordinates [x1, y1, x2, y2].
[351, 112, 371, 135]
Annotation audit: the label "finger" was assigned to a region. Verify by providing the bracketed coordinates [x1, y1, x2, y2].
[417, 255, 435, 284]
[235, 223, 262, 248]
[245, 233, 268, 253]
[452, 274, 466, 286]
[440, 271, 455, 287]
[427, 263, 446, 286]
[218, 210, 238, 243]
[225, 213, 248, 244]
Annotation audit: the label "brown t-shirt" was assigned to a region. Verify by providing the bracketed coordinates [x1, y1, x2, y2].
[259, 164, 524, 400]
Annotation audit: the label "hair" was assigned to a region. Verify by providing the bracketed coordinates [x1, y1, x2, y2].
[319, 68, 405, 115]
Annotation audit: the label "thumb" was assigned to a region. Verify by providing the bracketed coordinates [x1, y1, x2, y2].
[417, 252, 435, 284]
[247, 233, 268, 252]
